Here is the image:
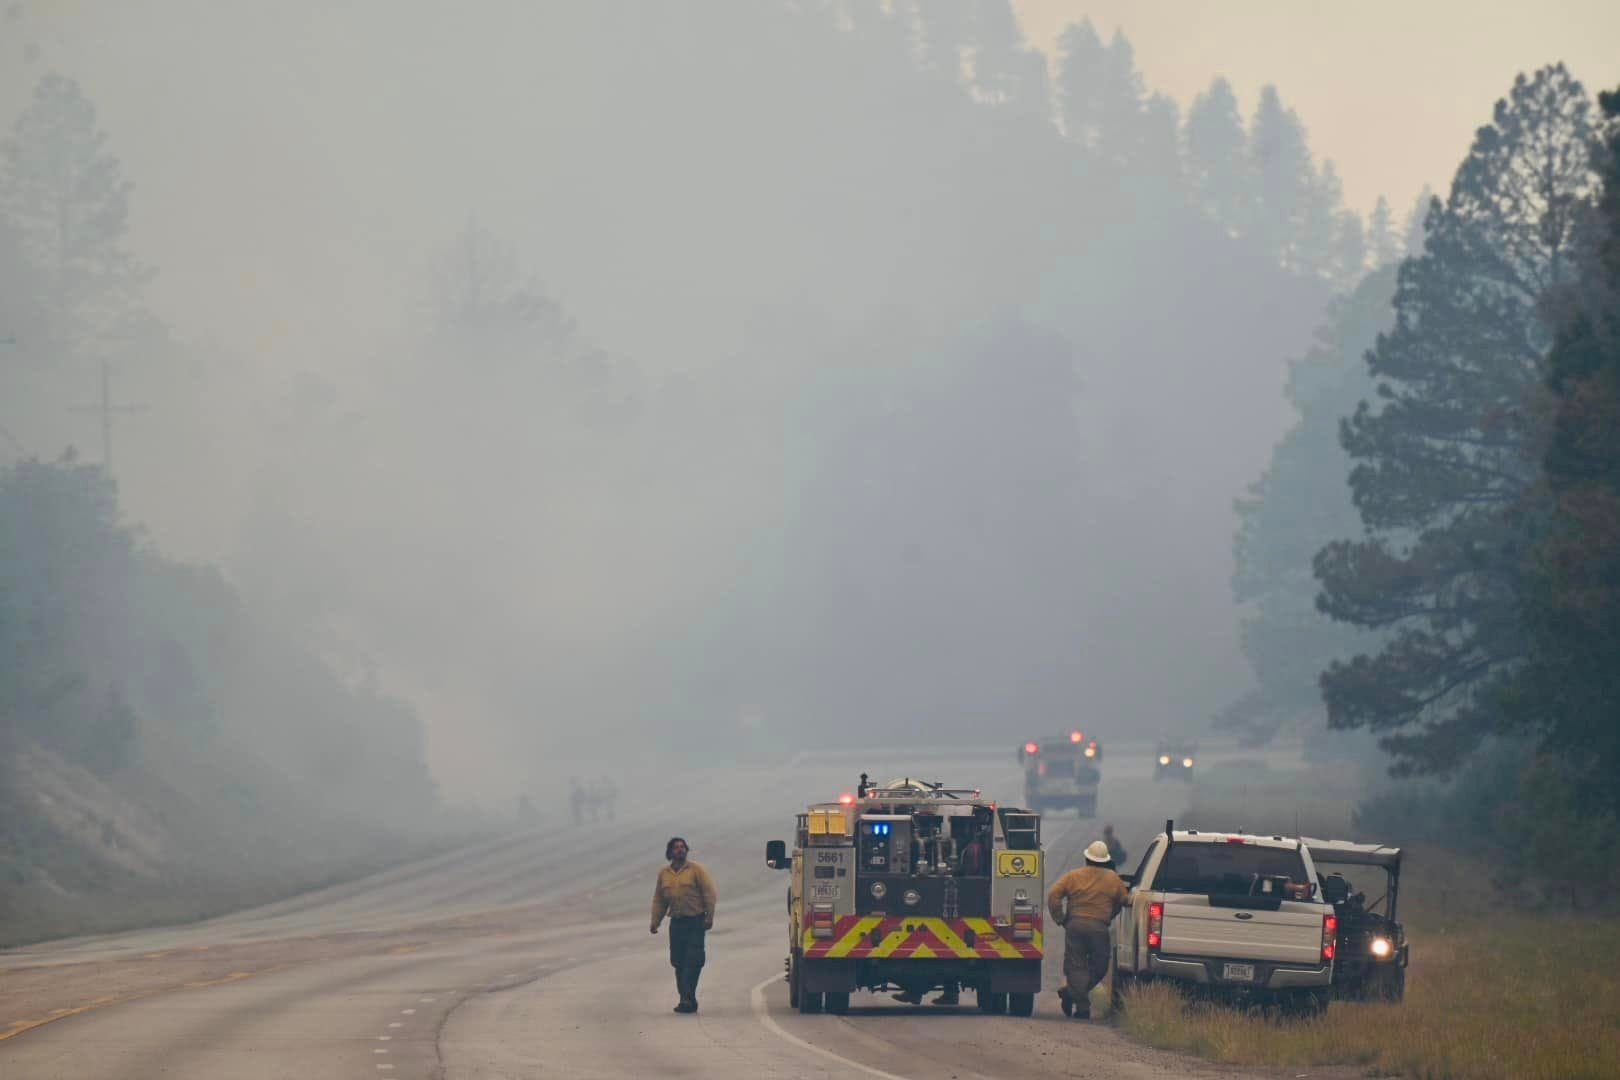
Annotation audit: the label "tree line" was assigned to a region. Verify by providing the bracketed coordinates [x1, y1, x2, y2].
[1233, 66, 1620, 901]
[0, 77, 440, 939]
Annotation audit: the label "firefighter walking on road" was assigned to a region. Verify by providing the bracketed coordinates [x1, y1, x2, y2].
[651, 837, 718, 1014]
[1047, 840, 1128, 1019]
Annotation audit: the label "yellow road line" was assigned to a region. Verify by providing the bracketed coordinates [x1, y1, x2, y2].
[0, 965, 283, 1043]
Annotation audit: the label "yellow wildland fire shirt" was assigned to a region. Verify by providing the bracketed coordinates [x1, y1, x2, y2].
[1047, 865, 1128, 926]
[651, 861, 718, 925]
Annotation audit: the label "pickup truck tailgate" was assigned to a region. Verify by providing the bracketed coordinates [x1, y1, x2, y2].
[1161, 896, 1323, 964]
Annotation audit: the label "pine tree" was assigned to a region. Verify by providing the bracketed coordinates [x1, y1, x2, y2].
[0, 74, 149, 359]
[1511, 84, 1620, 815]
[1297, 158, 1349, 280]
[1054, 19, 1106, 148]
[1095, 30, 1147, 164]
[964, 0, 1048, 118]
[1331, 209, 1368, 288]
[1249, 86, 1317, 268]
[1185, 77, 1251, 235]
[1055, 22, 1153, 167]
[1314, 65, 1599, 774]
[1368, 195, 1401, 267]
[1402, 185, 1435, 257]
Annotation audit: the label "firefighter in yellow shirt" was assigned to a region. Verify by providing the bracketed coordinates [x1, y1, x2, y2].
[651, 837, 718, 1014]
[1047, 840, 1128, 1019]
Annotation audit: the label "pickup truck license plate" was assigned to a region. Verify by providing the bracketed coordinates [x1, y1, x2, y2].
[1222, 962, 1255, 982]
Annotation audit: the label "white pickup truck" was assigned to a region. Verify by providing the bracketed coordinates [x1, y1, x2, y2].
[1112, 823, 1335, 1016]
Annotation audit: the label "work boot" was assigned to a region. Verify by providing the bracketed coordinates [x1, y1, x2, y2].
[674, 999, 697, 1014]
[1073, 996, 1092, 1019]
[893, 989, 924, 1005]
[1058, 988, 1074, 1017]
[673, 967, 690, 1012]
[931, 990, 960, 1006]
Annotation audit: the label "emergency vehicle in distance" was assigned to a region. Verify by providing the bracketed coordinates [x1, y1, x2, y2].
[1017, 731, 1102, 816]
[765, 775, 1044, 1016]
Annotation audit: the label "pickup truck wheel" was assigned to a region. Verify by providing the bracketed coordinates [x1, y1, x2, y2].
[977, 989, 1006, 1013]
[1110, 969, 1134, 1009]
[824, 991, 850, 1014]
[1007, 991, 1035, 1017]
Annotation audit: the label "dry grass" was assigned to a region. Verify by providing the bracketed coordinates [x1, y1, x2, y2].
[1114, 905, 1620, 1079]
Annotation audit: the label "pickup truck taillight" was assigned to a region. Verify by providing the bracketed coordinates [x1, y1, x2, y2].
[1321, 912, 1337, 961]
[1147, 901, 1163, 951]
[811, 902, 836, 939]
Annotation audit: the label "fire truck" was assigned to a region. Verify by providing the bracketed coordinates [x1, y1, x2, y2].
[765, 776, 1044, 1016]
[1017, 731, 1102, 816]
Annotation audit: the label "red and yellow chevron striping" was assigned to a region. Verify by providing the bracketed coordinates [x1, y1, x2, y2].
[803, 915, 1042, 960]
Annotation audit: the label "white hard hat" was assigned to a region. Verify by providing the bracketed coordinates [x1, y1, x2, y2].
[1084, 840, 1112, 864]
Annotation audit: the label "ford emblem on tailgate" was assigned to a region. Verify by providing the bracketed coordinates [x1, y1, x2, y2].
[1234, 911, 1254, 920]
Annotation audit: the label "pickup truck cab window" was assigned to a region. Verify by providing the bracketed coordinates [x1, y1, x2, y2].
[1129, 839, 1159, 887]
[1152, 843, 1309, 895]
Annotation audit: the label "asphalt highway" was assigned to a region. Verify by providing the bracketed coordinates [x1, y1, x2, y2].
[0, 746, 1304, 1079]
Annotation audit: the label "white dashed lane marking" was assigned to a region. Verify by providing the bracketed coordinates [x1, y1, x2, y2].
[400, 1009, 416, 1015]
[389, 1022, 402, 1028]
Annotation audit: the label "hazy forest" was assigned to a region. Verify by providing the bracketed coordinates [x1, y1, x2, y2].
[2, 1, 1618, 936]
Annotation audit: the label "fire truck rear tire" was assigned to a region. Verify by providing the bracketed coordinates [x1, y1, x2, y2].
[1007, 991, 1035, 1017]
[977, 989, 1006, 1013]
[788, 955, 801, 1009]
[823, 991, 850, 1014]
[798, 989, 823, 1014]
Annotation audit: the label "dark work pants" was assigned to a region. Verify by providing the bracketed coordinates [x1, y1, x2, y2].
[668, 915, 708, 1002]
[1062, 919, 1111, 1004]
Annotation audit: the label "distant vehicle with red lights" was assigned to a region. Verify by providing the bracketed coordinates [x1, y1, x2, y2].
[1016, 731, 1102, 817]
[1111, 820, 1334, 1017]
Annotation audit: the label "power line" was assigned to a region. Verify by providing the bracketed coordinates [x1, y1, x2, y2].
[67, 358, 147, 475]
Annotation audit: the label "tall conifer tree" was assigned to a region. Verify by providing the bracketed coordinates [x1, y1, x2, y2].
[1314, 65, 1599, 773]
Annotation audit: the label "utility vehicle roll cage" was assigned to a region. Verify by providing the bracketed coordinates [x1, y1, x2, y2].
[1301, 838, 1403, 920]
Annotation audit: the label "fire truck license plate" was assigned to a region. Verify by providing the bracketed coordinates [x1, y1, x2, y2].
[1222, 962, 1255, 982]
[811, 884, 839, 899]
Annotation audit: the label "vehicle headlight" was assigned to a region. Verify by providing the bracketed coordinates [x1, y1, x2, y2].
[1084, 746, 1096, 757]
[870, 881, 887, 900]
[1159, 755, 1171, 766]
[1182, 757, 1194, 768]
[902, 888, 921, 907]
[1370, 936, 1393, 959]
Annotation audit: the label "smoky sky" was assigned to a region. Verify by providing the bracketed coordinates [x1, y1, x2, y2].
[0, 1, 1455, 801]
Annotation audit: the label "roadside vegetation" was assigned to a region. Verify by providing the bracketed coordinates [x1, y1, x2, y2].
[1116, 865, 1620, 1079]
[1132, 67, 1620, 1079]
[1223, 61, 1620, 908]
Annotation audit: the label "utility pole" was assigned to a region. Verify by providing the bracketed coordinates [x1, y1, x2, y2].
[0, 333, 26, 458]
[68, 358, 146, 475]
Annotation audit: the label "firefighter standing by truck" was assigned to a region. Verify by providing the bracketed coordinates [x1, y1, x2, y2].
[651, 837, 718, 1014]
[1047, 840, 1128, 1019]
